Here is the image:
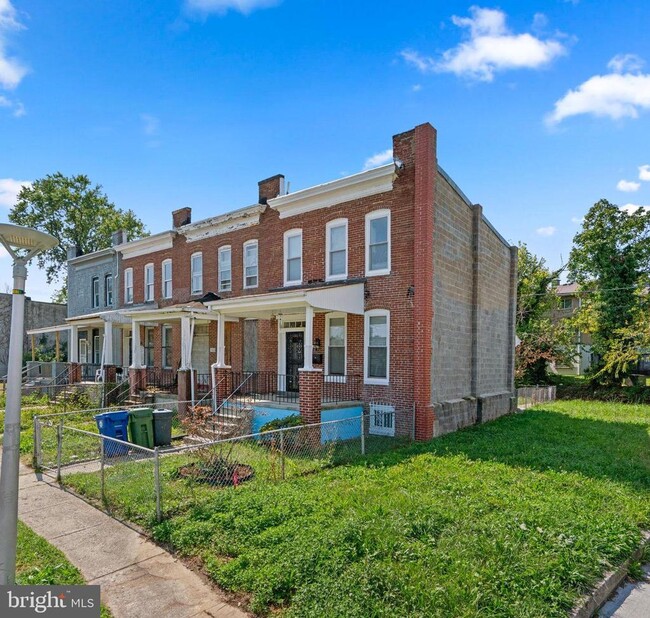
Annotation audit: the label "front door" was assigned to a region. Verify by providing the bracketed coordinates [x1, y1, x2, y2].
[285, 331, 304, 392]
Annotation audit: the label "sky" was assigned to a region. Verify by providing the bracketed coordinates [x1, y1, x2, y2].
[1, 0, 650, 301]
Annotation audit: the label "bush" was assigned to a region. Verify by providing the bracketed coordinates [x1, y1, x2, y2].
[259, 414, 302, 433]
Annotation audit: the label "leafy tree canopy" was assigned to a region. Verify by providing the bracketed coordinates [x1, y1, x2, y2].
[9, 173, 147, 300]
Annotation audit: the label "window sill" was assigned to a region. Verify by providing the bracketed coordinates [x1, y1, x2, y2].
[365, 269, 391, 277]
[364, 378, 389, 386]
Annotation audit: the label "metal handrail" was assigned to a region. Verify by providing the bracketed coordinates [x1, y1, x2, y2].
[213, 372, 253, 416]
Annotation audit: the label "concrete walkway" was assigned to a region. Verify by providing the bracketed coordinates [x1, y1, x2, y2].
[13, 460, 249, 618]
[600, 565, 650, 617]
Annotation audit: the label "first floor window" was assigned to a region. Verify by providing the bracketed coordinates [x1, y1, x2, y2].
[219, 246, 232, 292]
[162, 325, 172, 368]
[365, 310, 389, 384]
[162, 260, 172, 299]
[145, 263, 154, 301]
[326, 314, 346, 376]
[244, 240, 258, 288]
[191, 253, 203, 295]
[91, 277, 100, 308]
[124, 268, 133, 304]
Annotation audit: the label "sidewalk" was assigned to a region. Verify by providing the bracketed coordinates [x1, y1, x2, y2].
[11, 458, 249, 618]
[600, 565, 650, 617]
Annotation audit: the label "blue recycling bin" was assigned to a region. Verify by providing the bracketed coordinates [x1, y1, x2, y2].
[95, 411, 131, 457]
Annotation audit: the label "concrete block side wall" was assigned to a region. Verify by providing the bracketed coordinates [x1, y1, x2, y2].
[431, 173, 474, 402]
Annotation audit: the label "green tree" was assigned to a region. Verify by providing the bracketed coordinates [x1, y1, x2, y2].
[568, 199, 650, 384]
[515, 243, 573, 384]
[9, 173, 147, 300]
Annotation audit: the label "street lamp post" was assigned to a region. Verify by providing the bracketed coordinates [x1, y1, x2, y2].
[0, 224, 58, 585]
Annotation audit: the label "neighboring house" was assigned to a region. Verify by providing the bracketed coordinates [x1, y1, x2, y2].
[31, 122, 517, 440]
[0, 293, 67, 377]
[551, 283, 594, 376]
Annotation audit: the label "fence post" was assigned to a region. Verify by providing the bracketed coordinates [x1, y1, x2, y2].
[56, 420, 63, 483]
[279, 431, 285, 481]
[33, 416, 42, 469]
[154, 447, 162, 522]
[360, 414, 366, 456]
[100, 436, 105, 505]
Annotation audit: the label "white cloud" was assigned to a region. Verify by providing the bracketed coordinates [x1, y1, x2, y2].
[401, 7, 566, 82]
[547, 58, 650, 125]
[185, 0, 281, 15]
[617, 179, 641, 192]
[536, 226, 557, 237]
[607, 53, 644, 74]
[0, 92, 24, 116]
[0, 177, 30, 208]
[620, 203, 650, 215]
[571, 216, 583, 224]
[639, 164, 650, 181]
[0, 0, 27, 90]
[363, 148, 393, 171]
[412, 83, 422, 92]
[140, 113, 160, 137]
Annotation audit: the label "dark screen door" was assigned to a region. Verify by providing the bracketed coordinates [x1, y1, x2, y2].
[285, 332, 304, 392]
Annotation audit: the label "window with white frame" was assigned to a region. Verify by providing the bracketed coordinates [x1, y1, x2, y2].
[144, 327, 154, 367]
[284, 229, 302, 286]
[369, 403, 395, 436]
[365, 210, 391, 276]
[91, 277, 100, 308]
[218, 246, 232, 292]
[243, 240, 258, 288]
[162, 259, 172, 299]
[364, 309, 389, 384]
[144, 263, 154, 302]
[105, 274, 113, 306]
[326, 219, 347, 280]
[191, 253, 203, 295]
[124, 268, 133, 304]
[325, 314, 346, 377]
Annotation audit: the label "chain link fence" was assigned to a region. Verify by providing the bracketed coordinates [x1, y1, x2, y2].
[516, 385, 557, 409]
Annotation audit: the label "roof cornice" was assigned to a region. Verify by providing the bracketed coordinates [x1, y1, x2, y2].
[116, 231, 176, 259]
[181, 204, 264, 243]
[269, 164, 396, 219]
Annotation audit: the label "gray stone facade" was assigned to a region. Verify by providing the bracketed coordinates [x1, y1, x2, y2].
[0, 293, 68, 376]
[431, 168, 516, 436]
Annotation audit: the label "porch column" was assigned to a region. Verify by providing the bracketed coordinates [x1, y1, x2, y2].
[303, 304, 314, 370]
[129, 320, 145, 398]
[180, 316, 192, 370]
[212, 313, 231, 410]
[299, 368, 322, 425]
[55, 331, 60, 362]
[215, 313, 228, 368]
[103, 321, 116, 382]
[130, 320, 142, 368]
[68, 325, 80, 384]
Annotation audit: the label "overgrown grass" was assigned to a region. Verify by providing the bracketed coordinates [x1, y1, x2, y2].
[17, 521, 112, 618]
[60, 400, 650, 616]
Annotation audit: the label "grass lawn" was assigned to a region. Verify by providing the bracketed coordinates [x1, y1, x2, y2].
[17, 521, 112, 618]
[59, 401, 650, 616]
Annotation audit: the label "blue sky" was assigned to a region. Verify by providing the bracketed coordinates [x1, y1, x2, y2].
[1, 0, 650, 300]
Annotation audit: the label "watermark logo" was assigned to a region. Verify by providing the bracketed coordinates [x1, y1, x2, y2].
[1, 586, 100, 617]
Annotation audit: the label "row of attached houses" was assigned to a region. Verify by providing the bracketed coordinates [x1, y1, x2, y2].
[28, 122, 517, 440]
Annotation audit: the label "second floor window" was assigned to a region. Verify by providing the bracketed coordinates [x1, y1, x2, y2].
[559, 297, 572, 310]
[326, 219, 347, 280]
[284, 229, 302, 286]
[91, 277, 99, 308]
[191, 253, 203, 295]
[105, 274, 113, 306]
[124, 268, 133, 304]
[162, 260, 172, 299]
[219, 246, 232, 292]
[243, 240, 258, 288]
[366, 210, 391, 275]
[144, 263, 154, 302]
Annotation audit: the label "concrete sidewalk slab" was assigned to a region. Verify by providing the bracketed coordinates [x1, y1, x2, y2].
[600, 565, 650, 617]
[9, 458, 249, 618]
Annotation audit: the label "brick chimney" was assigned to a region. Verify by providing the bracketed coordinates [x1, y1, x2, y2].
[111, 229, 127, 246]
[172, 207, 192, 228]
[258, 174, 285, 204]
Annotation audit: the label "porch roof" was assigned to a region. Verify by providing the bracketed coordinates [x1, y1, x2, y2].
[26, 308, 132, 335]
[122, 302, 223, 323]
[204, 281, 365, 319]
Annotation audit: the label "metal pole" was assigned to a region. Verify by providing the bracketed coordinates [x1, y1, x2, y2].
[360, 414, 366, 456]
[100, 436, 105, 505]
[280, 431, 285, 481]
[154, 447, 161, 522]
[33, 416, 42, 469]
[56, 420, 63, 483]
[0, 258, 27, 585]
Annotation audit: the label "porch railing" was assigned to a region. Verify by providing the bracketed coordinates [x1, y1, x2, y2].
[322, 374, 363, 403]
[80, 363, 102, 382]
[145, 367, 177, 392]
[195, 373, 211, 393]
[230, 371, 300, 403]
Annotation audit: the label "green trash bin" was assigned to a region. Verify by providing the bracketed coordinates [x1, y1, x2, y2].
[128, 407, 154, 449]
